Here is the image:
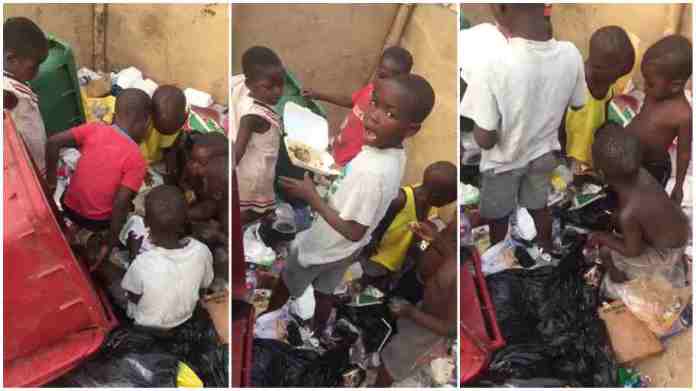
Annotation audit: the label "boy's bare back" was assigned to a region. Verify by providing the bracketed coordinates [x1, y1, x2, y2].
[620, 169, 689, 250]
[626, 94, 690, 163]
[422, 259, 457, 328]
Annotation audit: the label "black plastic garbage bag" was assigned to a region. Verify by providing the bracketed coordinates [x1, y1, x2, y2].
[478, 243, 618, 386]
[57, 351, 179, 387]
[251, 338, 319, 387]
[471, 377, 571, 387]
[554, 192, 617, 232]
[335, 303, 396, 353]
[187, 343, 229, 387]
[51, 326, 179, 387]
[251, 338, 351, 386]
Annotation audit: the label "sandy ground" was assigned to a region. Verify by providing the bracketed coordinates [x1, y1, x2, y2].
[634, 329, 692, 387]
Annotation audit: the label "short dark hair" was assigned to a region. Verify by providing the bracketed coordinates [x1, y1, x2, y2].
[392, 74, 435, 123]
[424, 161, 457, 187]
[4, 17, 48, 60]
[115, 88, 152, 123]
[643, 35, 692, 81]
[145, 185, 187, 233]
[590, 26, 635, 73]
[593, 122, 642, 180]
[193, 132, 228, 156]
[152, 85, 187, 132]
[241, 46, 283, 82]
[382, 46, 414, 74]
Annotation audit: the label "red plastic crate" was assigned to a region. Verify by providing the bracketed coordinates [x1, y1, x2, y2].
[3, 112, 117, 387]
[460, 248, 505, 385]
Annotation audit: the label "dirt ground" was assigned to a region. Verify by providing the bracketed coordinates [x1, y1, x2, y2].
[634, 329, 692, 387]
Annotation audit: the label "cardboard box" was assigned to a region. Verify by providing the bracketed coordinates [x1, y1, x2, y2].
[599, 301, 664, 364]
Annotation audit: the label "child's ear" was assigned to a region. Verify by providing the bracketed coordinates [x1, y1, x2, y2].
[670, 79, 686, 95]
[405, 122, 422, 139]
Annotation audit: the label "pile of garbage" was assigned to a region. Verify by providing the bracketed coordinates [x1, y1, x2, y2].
[51, 307, 228, 387]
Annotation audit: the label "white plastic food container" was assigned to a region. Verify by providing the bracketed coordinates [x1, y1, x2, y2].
[283, 102, 340, 176]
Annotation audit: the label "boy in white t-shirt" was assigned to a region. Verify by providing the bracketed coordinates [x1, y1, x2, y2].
[265, 74, 436, 335]
[121, 185, 214, 329]
[460, 4, 586, 253]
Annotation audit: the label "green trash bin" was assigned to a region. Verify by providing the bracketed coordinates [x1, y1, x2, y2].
[274, 70, 328, 186]
[28, 34, 86, 136]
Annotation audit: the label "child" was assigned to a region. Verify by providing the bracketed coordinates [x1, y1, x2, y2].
[303, 46, 414, 167]
[121, 185, 214, 329]
[625, 35, 692, 204]
[230, 46, 284, 226]
[361, 161, 457, 290]
[376, 216, 458, 386]
[46, 89, 151, 265]
[192, 155, 230, 280]
[561, 26, 635, 171]
[267, 74, 436, 335]
[185, 132, 229, 221]
[3, 17, 49, 176]
[460, 4, 586, 252]
[140, 85, 188, 183]
[589, 124, 689, 287]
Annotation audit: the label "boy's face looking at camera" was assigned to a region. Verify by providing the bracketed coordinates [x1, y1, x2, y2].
[247, 65, 285, 106]
[363, 78, 419, 149]
[376, 56, 407, 80]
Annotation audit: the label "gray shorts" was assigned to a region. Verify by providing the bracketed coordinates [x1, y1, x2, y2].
[480, 152, 559, 220]
[359, 256, 391, 278]
[282, 245, 359, 296]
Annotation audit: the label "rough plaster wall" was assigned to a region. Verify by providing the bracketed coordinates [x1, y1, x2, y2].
[106, 4, 229, 104]
[459, 4, 693, 89]
[232, 4, 399, 134]
[4, 4, 94, 69]
[401, 5, 457, 216]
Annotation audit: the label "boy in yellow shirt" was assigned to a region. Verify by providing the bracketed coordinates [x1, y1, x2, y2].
[360, 161, 457, 291]
[560, 26, 635, 173]
[140, 85, 188, 183]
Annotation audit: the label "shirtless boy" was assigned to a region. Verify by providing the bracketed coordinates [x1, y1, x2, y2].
[589, 124, 689, 283]
[625, 35, 692, 203]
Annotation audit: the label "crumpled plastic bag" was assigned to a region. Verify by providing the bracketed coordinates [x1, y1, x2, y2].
[58, 352, 180, 387]
[335, 303, 396, 354]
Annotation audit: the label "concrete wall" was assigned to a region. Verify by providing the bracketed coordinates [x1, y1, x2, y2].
[4, 4, 95, 69]
[106, 4, 229, 103]
[4, 4, 229, 104]
[232, 4, 399, 134]
[400, 5, 458, 191]
[460, 4, 693, 90]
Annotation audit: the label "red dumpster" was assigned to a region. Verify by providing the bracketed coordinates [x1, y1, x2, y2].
[460, 247, 505, 385]
[3, 112, 117, 387]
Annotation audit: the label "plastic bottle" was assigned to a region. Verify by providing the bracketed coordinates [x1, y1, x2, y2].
[245, 264, 257, 302]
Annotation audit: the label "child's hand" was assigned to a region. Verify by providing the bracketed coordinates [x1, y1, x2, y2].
[144, 171, 154, 187]
[278, 173, 318, 203]
[388, 298, 414, 318]
[587, 231, 611, 248]
[410, 221, 437, 242]
[671, 187, 684, 205]
[126, 232, 144, 260]
[301, 88, 319, 100]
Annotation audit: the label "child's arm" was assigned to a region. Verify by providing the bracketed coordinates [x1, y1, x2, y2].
[45, 130, 79, 191]
[589, 210, 644, 257]
[234, 114, 270, 164]
[671, 114, 692, 204]
[189, 199, 219, 221]
[473, 124, 498, 150]
[558, 110, 568, 157]
[279, 173, 367, 242]
[162, 134, 182, 185]
[302, 88, 353, 109]
[364, 190, 407, 256]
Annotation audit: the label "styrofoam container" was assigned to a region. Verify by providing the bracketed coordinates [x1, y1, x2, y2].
[185, 87, 213, 107]
[283, 102, 339, 176]
[115, 66, 143, 89]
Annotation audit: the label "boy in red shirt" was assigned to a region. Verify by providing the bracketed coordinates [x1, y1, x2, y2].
[303, 46, 414, 167]
[46, 88, 151, 266]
